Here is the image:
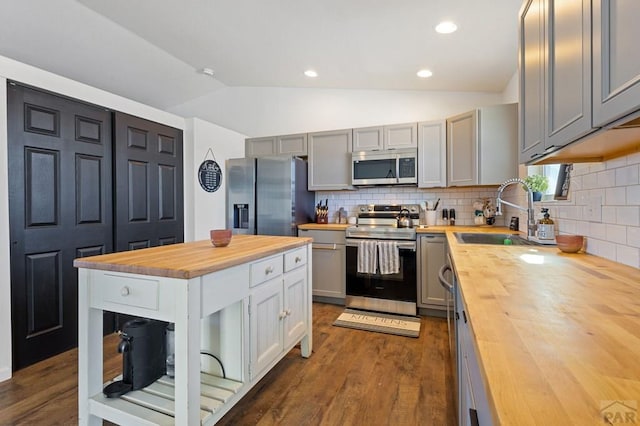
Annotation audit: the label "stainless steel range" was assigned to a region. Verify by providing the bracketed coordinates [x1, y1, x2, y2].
[345, 204, 419, 316]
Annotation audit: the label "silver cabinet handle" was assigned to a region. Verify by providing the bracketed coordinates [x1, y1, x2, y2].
[438, 264, 453, 292]
[279, 311, 287, 319]
[285, 309, 291, 316]
[120, 286, 130, 297]
[265, 266, 274, 275]
[313, 243, 337, 250]
[295, 256, 302, 263]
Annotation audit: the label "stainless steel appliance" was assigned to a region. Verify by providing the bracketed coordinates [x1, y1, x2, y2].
[345, 204, 419, 316]
[351, 149, 417, 186]
[226, 156, 315, 236]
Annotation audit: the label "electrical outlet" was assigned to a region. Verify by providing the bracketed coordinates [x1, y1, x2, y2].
[584, 195, 602, 221]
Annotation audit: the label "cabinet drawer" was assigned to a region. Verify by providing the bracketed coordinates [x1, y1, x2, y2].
[99, 274, 159, 310]
[250, 255, 283, 287]
[284, 247, 307, 272]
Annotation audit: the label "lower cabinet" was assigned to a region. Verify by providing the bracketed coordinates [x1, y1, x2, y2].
[297, 228, 346, 301]
[249, 256, 308, 379]
[418, 234, 447, 311]
[456, 284, 493, 426]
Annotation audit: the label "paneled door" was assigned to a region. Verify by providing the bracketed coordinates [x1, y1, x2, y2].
[8, 83, 113, 369]
[113, 111, 184, 252]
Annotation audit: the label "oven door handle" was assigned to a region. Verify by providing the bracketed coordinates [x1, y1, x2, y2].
[438, 264, 453, 293]
[345, 240, 416, 251]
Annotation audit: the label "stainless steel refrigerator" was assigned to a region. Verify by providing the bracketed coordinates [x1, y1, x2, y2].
[226, 156, 315, 236]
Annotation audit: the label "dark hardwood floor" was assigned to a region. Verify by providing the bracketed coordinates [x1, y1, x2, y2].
[0, 303, 455, 425]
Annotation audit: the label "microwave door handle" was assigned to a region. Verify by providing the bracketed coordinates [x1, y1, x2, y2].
[395, 157, 400, 183]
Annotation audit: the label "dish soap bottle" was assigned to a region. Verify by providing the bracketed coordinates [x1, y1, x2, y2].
[537, 208, 555, 240]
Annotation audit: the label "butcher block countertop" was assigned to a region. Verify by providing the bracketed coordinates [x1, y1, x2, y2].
[298, 223, 351, 231]
[445, 228, 640, 425]
[73, 235, 311, 279]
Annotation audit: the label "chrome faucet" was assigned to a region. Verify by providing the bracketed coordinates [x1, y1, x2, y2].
[495, 178, 536, 238]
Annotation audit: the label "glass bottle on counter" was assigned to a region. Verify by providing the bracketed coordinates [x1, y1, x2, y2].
[537, 208, 555, 240]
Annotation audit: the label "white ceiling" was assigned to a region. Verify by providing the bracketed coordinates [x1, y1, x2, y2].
[0, 0, 522, 112]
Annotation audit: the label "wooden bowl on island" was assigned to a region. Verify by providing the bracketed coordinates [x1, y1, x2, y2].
[555, 235, 584, 253]
[210, 229, 232, 247]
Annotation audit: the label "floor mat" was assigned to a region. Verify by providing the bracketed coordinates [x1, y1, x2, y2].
[333, 308, 421, 338]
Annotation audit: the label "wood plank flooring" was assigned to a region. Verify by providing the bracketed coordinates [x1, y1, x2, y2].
[0, 303, 455, 425]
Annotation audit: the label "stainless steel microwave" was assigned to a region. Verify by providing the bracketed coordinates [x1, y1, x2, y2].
[351, 149, 417, 186]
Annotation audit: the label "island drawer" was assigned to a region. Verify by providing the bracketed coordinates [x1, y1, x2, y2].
[250, 254, 284, 287]
[284, 247, 307, 272]
[93, 273, 159, 311]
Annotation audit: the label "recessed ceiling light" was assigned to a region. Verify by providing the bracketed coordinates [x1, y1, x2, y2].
[200, 68, 215, 77]
[304, 69, 318, 78]
[417, 69, 433, 78]
[435, 21, 458, 34]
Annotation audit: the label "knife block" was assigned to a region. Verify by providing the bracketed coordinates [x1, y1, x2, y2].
[316, 215, 328, 224]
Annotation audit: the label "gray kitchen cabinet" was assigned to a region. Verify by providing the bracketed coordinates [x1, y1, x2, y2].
[307, 129, 353, 190]
[353, 126, 384, 151]
[519, 0, 545, 163]
[519, 0, 592, 164]
[384, 122, 418, 149]
[246, 133, 308, 157]
[276, 133, 308, 156]
[245, 136, 276, 157]
[447, 104, 517, 186]
[456, 284, 493, 426]
[353, 123, 417, 151]
[417, 120, 446, 188]
[592, 0, 640, 127]
[297, 228, 346, 301]
[418, 234, 447, 311]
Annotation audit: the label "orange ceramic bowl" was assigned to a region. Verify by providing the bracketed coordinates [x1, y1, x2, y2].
[210, 229, 232, 247]
[555, 235, 584, 253]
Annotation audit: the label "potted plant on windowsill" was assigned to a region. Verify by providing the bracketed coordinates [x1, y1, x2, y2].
[523, 174, 549, 201]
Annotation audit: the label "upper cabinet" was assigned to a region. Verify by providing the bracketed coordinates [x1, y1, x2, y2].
[519, 0, 592, 163]
[353, 123, 417, 151]
[592, 1, 640, 126]
[246, 133, 308, 157]
[520, 0, 640, 164]
[417, 120, 446, 188]
[447, 104, 518, 186]
[307, 129, 353, 190]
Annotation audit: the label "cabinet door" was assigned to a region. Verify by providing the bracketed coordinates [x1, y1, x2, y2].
[417, 120, 446, 188]
[418, 235, 447, 309]
[246, 137, 276, 157]
[545, 0, 592, 149]
[250, 278, 283, 379]
[447, 110, 477, 186]
[312, 243, 346, 298]
[519, 0, 545, 164]
[276, 133, 307, 156]
[593, 0, 640, 126]
[477, 104, 518, 185]
[283, 268, 307, 349]
[384, 123, 418, 149]
[307, 129, 353, 190]
[353, 126, 384, 151]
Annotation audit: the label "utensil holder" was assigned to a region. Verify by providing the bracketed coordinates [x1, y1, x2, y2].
[316, 216, 328, 224]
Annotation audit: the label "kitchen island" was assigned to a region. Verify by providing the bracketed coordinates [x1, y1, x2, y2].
[423, 226, 640, 425]
[74, 235, 312, 426]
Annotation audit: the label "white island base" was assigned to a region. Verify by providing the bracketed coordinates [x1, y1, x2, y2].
[75, 237, 313, 425]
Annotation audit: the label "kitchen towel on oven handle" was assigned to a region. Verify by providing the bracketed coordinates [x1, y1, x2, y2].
[357, 240, 378, 274]
[377, 241, 400, 275]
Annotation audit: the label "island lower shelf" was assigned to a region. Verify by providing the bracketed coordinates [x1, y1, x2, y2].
[92, 373, 243, 426]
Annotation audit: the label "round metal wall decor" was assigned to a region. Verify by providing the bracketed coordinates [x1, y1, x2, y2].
[198, 158, 222, 193]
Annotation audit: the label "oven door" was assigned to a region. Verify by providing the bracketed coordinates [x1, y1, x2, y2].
[345, 239, 417, 315]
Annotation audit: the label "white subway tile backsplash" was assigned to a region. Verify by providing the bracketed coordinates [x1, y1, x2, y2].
[627, 151, 640, 165]
[597, 169, 616, 188]
[627, 185, 640, 205]
[617, 246, 640, 269]
[615, 165, 640, 186]
[606, 156, 628, 169]
[589, 222, 607, 240]
[605, 187, 626, 205]
[605, 224, 627, 244]
[628, 227, 640, 248]
[616, 206, 640, 226]
[601, 206, 616, 224]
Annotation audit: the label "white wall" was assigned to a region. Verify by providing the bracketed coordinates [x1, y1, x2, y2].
[502, 71, 519, 104]
[184, 118, 246, 242]
[0, 55, 186, 381]
[168, 86, 505, 137]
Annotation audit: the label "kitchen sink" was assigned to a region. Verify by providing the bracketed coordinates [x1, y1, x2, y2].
[454, 232, 541, 246]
